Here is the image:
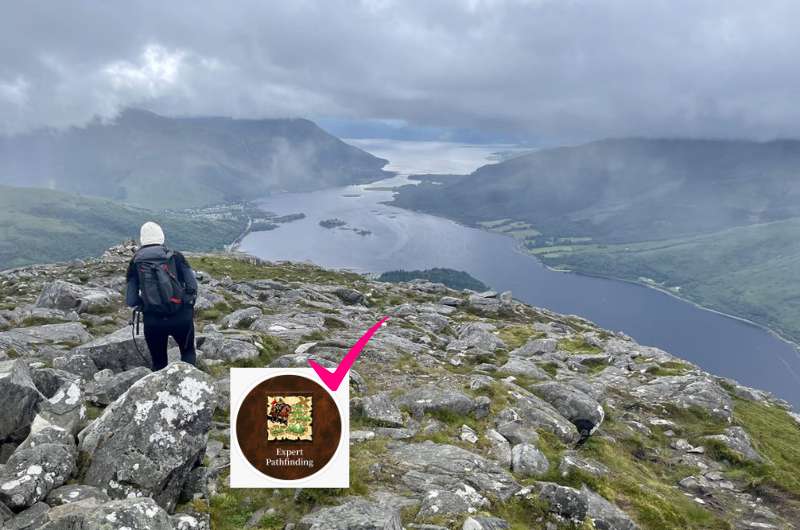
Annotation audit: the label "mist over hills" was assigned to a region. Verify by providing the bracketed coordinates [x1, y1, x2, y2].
[392, 138, 800, 242]
[0, 109, 390, 209]
[391, 137, 800, 343]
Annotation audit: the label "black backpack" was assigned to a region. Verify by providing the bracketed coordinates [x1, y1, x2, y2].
[134, 248, 186, 315]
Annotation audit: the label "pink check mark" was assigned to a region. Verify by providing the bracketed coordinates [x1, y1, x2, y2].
[308, 316, 390, 392]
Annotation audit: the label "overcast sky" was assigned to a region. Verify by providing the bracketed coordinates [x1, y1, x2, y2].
[3, 0, 800, 144]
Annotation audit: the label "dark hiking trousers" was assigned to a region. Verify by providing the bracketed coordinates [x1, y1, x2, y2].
[143, 306, 196, 371]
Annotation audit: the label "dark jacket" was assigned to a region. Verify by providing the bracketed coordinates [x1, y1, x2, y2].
[125, 245, 198, 309]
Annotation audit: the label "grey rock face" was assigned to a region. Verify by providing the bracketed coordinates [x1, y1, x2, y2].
[19, 426, 75, 452]
[536, 482, 588, 522]
[703, 426, 763, 463]
[196, 335, 260, 362]
[52, 354, 98, 380]
[532, 381, 605, 437]
[0, 500, 12, 523]
[297, 498, 401, 530]
[78, 362, 216, 511]
[583, 486, 639, 530]
[484, 429, 512, 468]
[26, 373, 85, 438]
[0, 360, 42, 442]
[334, 287, 365, 305]
[397, 386, 475, 418]
[86, 366, 151, 405]
[511, 338, 558, 356]
[36, 280, 120, 313]
[45, 484, 110, 506]
[220, 307, 262, 329]
[498, 358, 550, 380]
[6, 501, 50, 530]
[388, 441, 520, 503]
[362, 392, 405, 427]
[558, 452, 609, 478]
[249, 313, 326, 341]
[510, 443, 550, 477]
[510, 395, 580, 444]
[418, 488, 479, 518]
[631, 375, 732, 421]
[0, 323, 92, 347]
[447, 323, 505, 355]
[0, 443, 76, 509]
[439, 296, 463, 307]
[462, 516, 510, 530]
[72, 326, 151, 372]
[40, 497, 174, 530]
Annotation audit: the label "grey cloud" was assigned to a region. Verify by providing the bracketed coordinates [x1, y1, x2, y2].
[2, 0, 800, 142]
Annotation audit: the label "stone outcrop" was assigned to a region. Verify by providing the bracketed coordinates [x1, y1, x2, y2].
[78, 362, 216, 510]
[0, 244, 797, 528]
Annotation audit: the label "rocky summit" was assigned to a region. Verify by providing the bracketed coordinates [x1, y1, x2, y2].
[0, 243, 799, 530]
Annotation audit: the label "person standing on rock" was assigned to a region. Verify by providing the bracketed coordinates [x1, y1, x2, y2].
[125, 221, 198, 370]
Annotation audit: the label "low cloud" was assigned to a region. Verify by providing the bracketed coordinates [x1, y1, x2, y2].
[3, 0, 800, 143]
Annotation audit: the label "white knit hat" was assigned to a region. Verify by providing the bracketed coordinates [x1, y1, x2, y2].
[140, 221, 165, 246]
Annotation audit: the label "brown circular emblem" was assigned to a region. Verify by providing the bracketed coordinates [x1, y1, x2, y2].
[234, 374, 342, 480]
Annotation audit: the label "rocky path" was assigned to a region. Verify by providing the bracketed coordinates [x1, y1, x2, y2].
[0, 242, 798, 529]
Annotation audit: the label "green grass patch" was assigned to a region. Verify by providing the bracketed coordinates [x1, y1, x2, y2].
[20, 316, 66, 327]
[731, 398, 800, 497]
[580, 434, 730, 529]
[497, 325, 545, 349]
[194, 256, 363, 286]
[557, 336, 602, 354]
[646, 360, 692, 377]
[196, 302, 232, 323]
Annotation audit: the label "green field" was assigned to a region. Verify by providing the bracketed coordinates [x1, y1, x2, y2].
[530, 218, 800, 343]
[0, 186, 248, 269]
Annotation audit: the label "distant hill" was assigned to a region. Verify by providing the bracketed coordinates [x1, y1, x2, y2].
[0, 185, 248, 269]
[392, 138, 800, 242]
[532, 217, 800, 343]
[0, 109, 390, 209]
[390, 138, 800, 344]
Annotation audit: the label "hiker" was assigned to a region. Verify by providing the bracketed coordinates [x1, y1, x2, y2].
[125, 221, 198, 370]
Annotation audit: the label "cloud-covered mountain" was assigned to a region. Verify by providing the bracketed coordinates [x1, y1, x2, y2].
[0, 109, 389, 209]
[392, 138, 800, 242]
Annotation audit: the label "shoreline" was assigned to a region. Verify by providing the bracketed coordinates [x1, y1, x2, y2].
[508, 240, 800, 353]
[383, 195, 800, 352]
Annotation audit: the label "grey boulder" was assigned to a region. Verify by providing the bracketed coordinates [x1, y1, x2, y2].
[78, 362, 216, 511]
[36, 280, 120, 313]
[45, 484, 110, 506]
[298, 498, 401, 530]
[86, 366, 151, 405]
[361, 392, 404, 427]
[498, 358, 550, 380]
[40, 497, 174, 530]
[197, 335, 260, 362]
[532, 382, 605, 437]
[388, 441, 520, 503]
[703, 426, 763, 463]
[462, 516, 510, 530]
[631, 374, 732, 421]
[510, 443, 550, 477]
[220, 307, 262, 329]
[0, 360, 43, 442]
[397, 386, 475, 418]
[508, 395, 580, 444]
[0, 443, 76, 509]
[72, 326, 152, 372]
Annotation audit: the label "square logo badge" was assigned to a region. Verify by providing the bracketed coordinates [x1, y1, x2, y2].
[230, 368, 349, 488]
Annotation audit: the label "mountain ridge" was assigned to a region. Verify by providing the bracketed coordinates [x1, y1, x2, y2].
[0, 108, 391, 209]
